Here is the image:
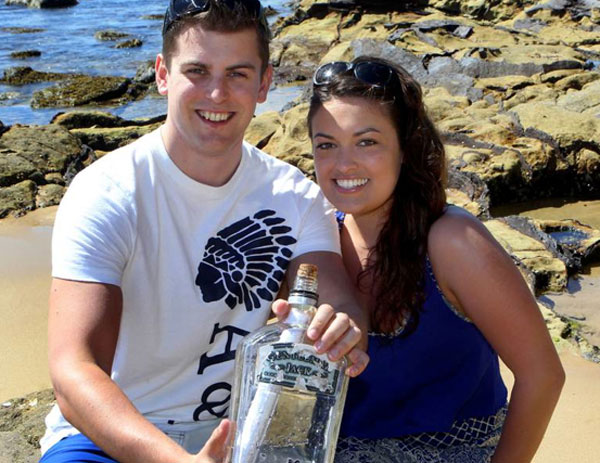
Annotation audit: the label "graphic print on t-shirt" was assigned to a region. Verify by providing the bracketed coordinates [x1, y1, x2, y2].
[196, 210, 297, 311]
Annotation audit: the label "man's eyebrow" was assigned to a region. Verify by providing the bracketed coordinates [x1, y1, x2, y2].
[179, 61, 258, 71]
[180, 61, 208, 68]
[226, 62, 258, 71]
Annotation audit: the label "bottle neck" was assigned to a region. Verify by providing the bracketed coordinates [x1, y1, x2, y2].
[284, 291, 318, 328]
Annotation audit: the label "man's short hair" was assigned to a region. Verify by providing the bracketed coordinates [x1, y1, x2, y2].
[162, 0, 271, 74]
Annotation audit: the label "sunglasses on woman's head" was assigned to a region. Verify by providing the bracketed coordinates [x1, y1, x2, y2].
[313, 61, 398, 89]
[162, 0, 267, 36]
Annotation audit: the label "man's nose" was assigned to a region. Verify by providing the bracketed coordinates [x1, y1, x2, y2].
[206, 77, 228, 103]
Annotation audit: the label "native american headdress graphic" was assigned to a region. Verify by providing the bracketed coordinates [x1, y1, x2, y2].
[195, 210, 297, 311]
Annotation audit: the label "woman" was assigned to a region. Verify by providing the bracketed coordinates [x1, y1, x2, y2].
[307, 57, 565, 463]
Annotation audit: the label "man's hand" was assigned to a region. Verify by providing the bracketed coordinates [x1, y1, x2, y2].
[272, 299, 369, 377]
[193, 419, 233, 463]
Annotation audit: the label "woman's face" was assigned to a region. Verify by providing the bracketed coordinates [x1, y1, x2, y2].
[311, 96, 403, 219]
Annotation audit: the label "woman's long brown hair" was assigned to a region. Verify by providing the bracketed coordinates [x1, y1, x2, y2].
[308, 56, 447, 334]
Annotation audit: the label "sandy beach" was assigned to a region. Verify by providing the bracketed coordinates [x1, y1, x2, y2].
[0, 208, 54, 403]
[1, 206, 600, 461]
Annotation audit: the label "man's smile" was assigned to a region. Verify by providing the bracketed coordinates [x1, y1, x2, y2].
[197, 110, 234, 122]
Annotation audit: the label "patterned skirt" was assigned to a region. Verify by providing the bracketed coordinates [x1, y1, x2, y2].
[335, 406, 507, 463]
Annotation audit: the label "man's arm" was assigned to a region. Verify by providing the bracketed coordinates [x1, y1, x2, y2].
[48, 278, 222, 463]
[272, 251, 369, 377]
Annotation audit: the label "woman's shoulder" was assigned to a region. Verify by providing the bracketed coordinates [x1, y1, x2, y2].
[427, 205, 500, 272]
[428, 205, 486, 248]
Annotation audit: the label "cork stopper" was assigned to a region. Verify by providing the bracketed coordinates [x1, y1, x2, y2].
[294, 263, 318, 290]
[289, 263, 319, 305]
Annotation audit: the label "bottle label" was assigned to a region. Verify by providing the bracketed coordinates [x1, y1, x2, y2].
[257, 343, 341, 396]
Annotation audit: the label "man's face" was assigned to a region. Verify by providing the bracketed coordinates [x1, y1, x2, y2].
[156, 25, 271, 166]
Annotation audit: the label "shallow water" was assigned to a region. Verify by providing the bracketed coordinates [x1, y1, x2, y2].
[491, 198, 600, 230]
[492, 198, 600, 351]
[0, 0, 296, 125]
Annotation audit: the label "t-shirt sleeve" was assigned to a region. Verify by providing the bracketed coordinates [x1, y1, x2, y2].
[51, 167, 135, 286]
[293, 184, 341, 257]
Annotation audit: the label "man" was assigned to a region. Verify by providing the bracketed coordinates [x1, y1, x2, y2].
[39, 1, 368, 462]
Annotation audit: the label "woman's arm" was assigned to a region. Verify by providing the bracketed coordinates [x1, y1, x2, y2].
[428, 207, 565, 463]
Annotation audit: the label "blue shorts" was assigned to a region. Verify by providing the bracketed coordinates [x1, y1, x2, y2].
[39, 434, 118, 463]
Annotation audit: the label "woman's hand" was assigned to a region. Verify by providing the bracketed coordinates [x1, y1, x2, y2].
[272, 299, 369, 377]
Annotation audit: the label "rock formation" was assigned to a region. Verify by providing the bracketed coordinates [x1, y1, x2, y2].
[5, 0, 77, 8]
[1, 2, 600, 458]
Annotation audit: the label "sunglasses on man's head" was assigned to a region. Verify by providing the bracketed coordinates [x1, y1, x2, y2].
[162, 0, 266, 36]
[313, 61, 397, 89]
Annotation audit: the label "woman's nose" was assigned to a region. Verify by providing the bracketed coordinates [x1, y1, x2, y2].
[335, 148, 358, 172]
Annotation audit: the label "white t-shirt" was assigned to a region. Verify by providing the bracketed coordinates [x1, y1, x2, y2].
[41, 128, 340, 453]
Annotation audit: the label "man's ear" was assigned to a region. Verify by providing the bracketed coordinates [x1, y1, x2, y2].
[257, 64, 273, 104]
[155, 53, 169, 96]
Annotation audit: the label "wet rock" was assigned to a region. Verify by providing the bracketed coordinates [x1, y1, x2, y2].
[423, 87, 471, 122]
[503, 83, 559, 109]
[245, 111, 281, 149]
[31, 76, 132, 108]
[0, 124, 82, 174]
[262, 102, 314, 178]
[0, 67, 74, 85]
[5, 0, 77, 7]
[94, 30, 130, 41]
[9, 50, 42, 59]
[44, 172, 65, 185]
[446, 166, 491, 218]
[115, 39, 143, 49]
[474, 75, 535, 97]
[429, 0, 533, 21]
[537, 301, 594, 358]
[0, 431, 38, 463]
[512, 17, 547, 32]
[134, 60, 155, 84]
[525, 0, 600, 21]
[35, 183, 65, 208]
[484, 218, 568, 293]
[457, 56, 543, 78]
[502, 215, 581, 274]
[0, 180, 37, 218]
[552, 70, 600, 92]
[576, 148, 600, 176]
[0, 91, 20, 101]
[0, 150, 37, 187]
[71, 123, 162, 152]
[0, 27, 44, 34]
[339, 9, 403, 43]
[275, 14, 341, 75]
[536, 219, 600, 265]
[51, 110, 130, 129]
[0, 389, 55, 460]
[347, 39, 428, 82]
[510, 100, 600, 155]
[425, 61, 481, 99]
[556, 78, 600, 116]
[264, 5, 279, 17]
[141, 14, 163, 20]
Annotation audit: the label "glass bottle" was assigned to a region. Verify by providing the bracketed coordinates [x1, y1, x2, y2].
[227, 263, 349, 463]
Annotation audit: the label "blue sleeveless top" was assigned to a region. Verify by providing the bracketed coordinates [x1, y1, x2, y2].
[337, 212, 507, 439]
